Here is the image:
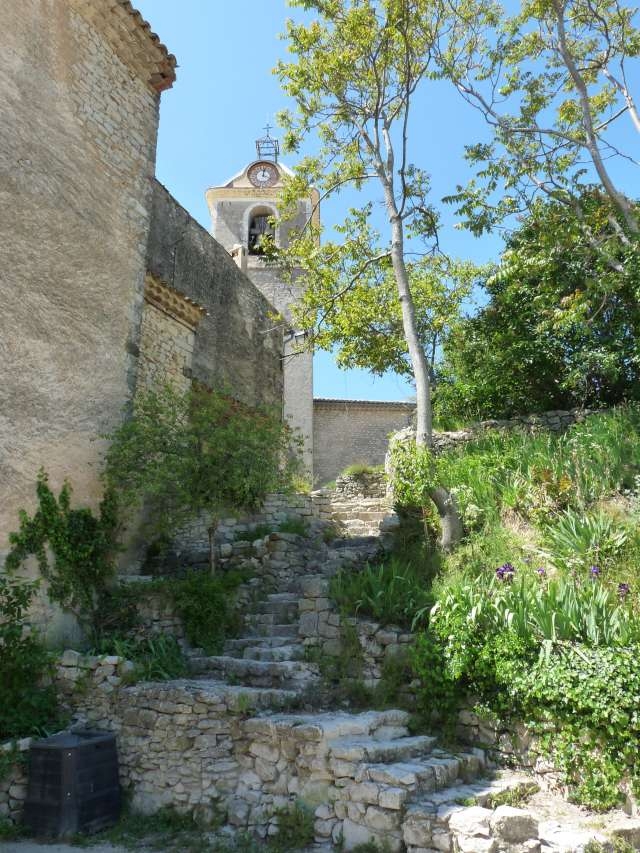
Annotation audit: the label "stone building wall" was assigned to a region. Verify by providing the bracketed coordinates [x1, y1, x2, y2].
[0, 0, 174, 560]
[147, 182, 284, 410]
[313, 400, 415, 486]
[137, 275, 206, 393]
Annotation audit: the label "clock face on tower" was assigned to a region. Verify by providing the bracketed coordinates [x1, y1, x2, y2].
[248, 161, 279, 188]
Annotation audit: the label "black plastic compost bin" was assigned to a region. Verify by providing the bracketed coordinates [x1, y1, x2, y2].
[23, 730, 121, 838]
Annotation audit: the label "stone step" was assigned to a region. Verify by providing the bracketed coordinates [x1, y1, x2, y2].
[243, 709, 411, 742]
[253, 602, 299, 621]
[355, 750, 483, 795]
[246, 619, 298, 639]
[225, 636, 296, 652]
[189, 654, 319, 689]
[242, 644, 306, 662]
[177, 677, 300, 711]
[330, 734, 437, 765]
[332, 511, 389, 522]
[401, 771, 538, 853]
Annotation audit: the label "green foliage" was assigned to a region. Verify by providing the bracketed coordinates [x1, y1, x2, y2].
[94, 803, 222, 852]
[341, 463, 384, 477]
[414, 565, 640, 809]
[389, 441, 437, 509]
[435, 407, 640, 528]
[330, 556, 436, 629]
[105, 385, 300, 546]
[539, 509, 630, 574]
[153, 570, 249, 656]
[436, 196, 640, 422]
[0, 817, 25, 841]
[5, 469, 118, 642]
[310, 622, 372, 709]
[0, 574, 60, 741]
[484, 782, 539, 809]
[95, 634, 188, 683]
[270, 802, 315, 852]
[277, 516, 309, 537]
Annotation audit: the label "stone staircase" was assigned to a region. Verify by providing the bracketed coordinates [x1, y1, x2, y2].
[330, 497, 399, 538]
[238, 707, 549, 851]
[188, 590, 319, 691]
[160, 526, 640, 852]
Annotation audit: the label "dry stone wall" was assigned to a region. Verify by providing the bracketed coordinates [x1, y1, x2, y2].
[152, 493, 333, 575]
[298, 575, 414, 688]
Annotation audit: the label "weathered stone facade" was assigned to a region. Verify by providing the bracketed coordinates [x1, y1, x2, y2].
[137, 275, 207, 393]
[147, 182, 284, 408]
[313, 399, 415, 486]
[0, 0, 174, 559]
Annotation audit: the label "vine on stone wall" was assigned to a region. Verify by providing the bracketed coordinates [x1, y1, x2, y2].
[5, 469, 119, 644]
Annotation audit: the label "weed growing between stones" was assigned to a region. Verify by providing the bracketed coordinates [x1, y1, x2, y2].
[94, 634, 188, 683]
[269, 802, 315, 851]
[276, 516, 310, 537]
[484, 781, 540, 809]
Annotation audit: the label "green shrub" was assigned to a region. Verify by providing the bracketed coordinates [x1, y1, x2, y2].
[330, 556, 436, 628]
[95, 634, 188, 683]
[0, 575, 60, 741]
[269, 802, 315, 851]
[164, 570, 249, 655]
[413, 565, 640, 809]
[539, 509, 629, 574]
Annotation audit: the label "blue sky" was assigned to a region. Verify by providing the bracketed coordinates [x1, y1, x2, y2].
[133, 1, 634, 401]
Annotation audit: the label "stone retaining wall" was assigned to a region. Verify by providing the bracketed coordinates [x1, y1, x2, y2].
[152, 493, 333, 574]
[0, 739, 29, 824]
[334, 472, 387, 500]
[297, 575, 413, 688]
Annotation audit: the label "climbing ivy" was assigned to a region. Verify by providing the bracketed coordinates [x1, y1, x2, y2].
[5, 469, 119, 643]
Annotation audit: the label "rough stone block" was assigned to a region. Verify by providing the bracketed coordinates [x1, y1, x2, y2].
[489, 806, 538, 843]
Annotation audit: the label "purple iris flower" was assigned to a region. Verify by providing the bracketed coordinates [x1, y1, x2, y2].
[496, 562, 516, 582]
[618, 583, 631, 600]
[536, 567, 547, 578]
[590, 565, 601, 579]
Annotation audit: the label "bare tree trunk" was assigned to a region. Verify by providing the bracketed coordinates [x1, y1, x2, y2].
[386, 206, 463, 549]
[387, 212, 433, 447]
[553, 0, 639, 236]
[208, 517, 219, 574]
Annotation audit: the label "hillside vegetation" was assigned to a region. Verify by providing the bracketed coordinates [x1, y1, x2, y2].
[333, 406, 640, 810]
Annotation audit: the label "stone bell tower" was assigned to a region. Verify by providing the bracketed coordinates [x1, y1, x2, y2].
[205, 129, 318, 477]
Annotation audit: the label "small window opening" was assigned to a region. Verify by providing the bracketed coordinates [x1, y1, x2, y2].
[248, 210, 275, 255]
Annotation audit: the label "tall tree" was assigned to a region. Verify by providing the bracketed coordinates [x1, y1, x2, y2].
[275, 0, 483, 547]
[277, 0, 446, 447]
[436, 192, 640, 422]
[437, 0, 640, 262]
[292, 238, 475, 380]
